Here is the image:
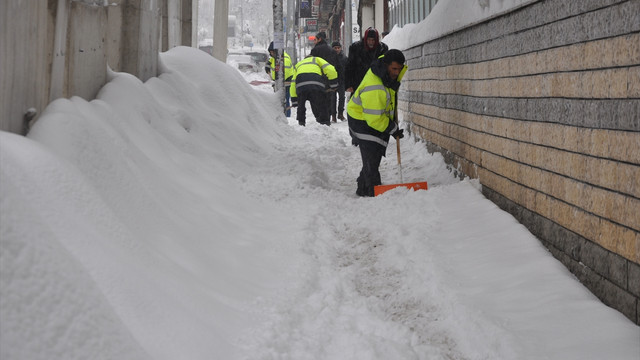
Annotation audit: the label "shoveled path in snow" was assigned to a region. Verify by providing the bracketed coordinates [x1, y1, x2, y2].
[234, 109, 639, 359]
[237, 118, 490, 359]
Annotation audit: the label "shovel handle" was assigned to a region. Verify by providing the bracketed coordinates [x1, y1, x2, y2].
[396, 136, 401, 166]
[396, 134, 403, 183]
[394, 88, 403, 183]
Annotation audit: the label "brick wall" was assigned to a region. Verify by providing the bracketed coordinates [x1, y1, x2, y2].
[401, 0, 640, 324]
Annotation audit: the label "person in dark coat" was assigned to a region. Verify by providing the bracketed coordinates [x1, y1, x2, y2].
[310, 32, 340, 121]
[331, 41, 348, 121]
[345, 27, 389, 93]
[310, 31, 339, 67]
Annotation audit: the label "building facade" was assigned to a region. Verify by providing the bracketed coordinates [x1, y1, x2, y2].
[1, 0, 195, 135]
[400, 0, 639, 324]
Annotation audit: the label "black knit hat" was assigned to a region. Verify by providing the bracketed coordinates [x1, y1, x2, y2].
[365, 27, 379, 39]
[331, 41, 341, 47]
[382, 49, 405, 65]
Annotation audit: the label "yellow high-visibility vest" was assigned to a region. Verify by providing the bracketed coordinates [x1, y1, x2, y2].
[269, 52, 295, 82]
[347, 65, 407, 132]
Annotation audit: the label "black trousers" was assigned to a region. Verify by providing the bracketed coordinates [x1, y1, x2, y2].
[348, 114, 389, 196]
[356, 140, 385, 197]
[330, 83, 346, 116]
[297, 90, 330, 126]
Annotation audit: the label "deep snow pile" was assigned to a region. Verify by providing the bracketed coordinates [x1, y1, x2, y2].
[1, 46, 638, 360]
[1, 47, 291, 359]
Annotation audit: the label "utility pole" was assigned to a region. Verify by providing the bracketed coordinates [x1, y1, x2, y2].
[213, 0, 229, 62]
[287, 0, 297, 63]
[273, 0, 286, 113]
[240, 1, 244, 48]
[345, 0, 352, 56]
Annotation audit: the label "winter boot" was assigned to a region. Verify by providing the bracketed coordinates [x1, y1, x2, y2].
[338, 112, 345, 121]
[331, 114, 337, 123]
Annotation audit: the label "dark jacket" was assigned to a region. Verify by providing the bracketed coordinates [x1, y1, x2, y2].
[290, 56, 338, 106]
[335, 51, 348, 86]
[347, 56, 406, 150]
[345, 29, 389, 90]
[311, 39, 339, 68]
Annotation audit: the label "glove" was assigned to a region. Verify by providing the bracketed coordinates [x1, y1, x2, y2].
[392, 128, 404, 139]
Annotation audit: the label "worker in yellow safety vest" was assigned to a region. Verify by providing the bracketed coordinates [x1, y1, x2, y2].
[290, 55, 338, 126]
[346, 49, 407, 197]
[266, 41, 295, 116]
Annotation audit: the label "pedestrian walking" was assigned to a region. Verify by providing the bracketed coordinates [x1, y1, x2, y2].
[345, 27, 389, 93]
[266, 42, 295, 117]
[347, 49, 407, 197]
[330, 41, 348, 122]
[290, 55, 339, 126]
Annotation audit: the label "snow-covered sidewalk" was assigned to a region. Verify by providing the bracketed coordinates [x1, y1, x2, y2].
[1, 47, 638, 360]
[234, 111, 640, 359]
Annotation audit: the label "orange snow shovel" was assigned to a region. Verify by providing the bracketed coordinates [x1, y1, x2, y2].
[374, 95, 428, 196]
[374, 135, 428, 196]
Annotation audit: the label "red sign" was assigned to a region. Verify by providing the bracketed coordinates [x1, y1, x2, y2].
[306, 19, 318, 32]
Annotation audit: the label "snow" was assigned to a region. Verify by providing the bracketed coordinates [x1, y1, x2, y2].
[1, 44, 638, 360]
[383, 0, 537, 51]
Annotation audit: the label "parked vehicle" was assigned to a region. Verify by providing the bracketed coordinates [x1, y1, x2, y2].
[228, 48, 269, 70]
[226, 54, 259, 73]
[244, 50, 269, 69]
[198, 39, 213, 55]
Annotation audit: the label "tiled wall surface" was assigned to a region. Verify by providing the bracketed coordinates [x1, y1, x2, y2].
[401, 0, 640, 324]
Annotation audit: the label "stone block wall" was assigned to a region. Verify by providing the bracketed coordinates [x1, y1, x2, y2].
[401, 0, 640, 324]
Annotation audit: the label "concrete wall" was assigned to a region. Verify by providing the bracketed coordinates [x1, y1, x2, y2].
[1, 0, 195, 135]
[401, 0, 640, 324]
[121, 0, 161, 82]
[1, 0, 50, 135]
[182, 0, 196, 47]
[162, 0, 194, 51]
[67, 2, 108, 101]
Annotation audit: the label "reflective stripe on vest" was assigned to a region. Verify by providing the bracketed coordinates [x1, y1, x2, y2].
[349, 128, 389, 147]
[295, 57, 327, 90]
[296, 80, 326, 89]
[351, 84, 391, 118]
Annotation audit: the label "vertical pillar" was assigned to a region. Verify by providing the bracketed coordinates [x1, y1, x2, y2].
[287, 0, 296, 63]
[122, 0, 160, 81]
[212, 0, 228, 62]
[181, 0, 194, 47]
[0, 0, 49, 134]
[344, 0, 352, 52]
[273, 0, 285, 112]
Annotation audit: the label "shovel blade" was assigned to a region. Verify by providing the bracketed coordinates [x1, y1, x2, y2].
[374, 181, 428, 196]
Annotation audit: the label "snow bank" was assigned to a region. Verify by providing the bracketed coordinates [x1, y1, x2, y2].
[1, 47, 292, 359]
